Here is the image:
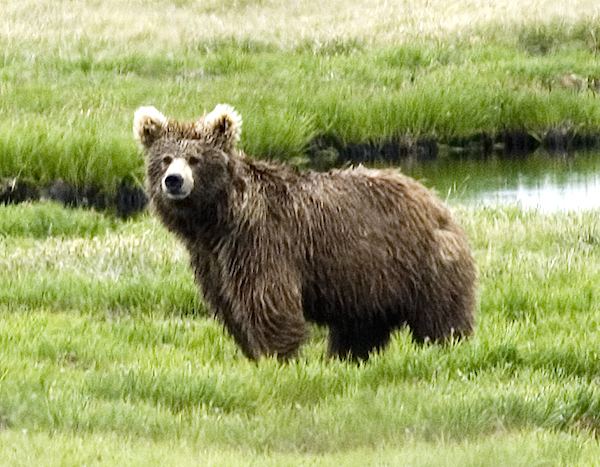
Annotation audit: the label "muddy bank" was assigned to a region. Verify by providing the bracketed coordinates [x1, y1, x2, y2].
[307, 128, 600, 169]
[2, 128, 600, 218]
[0, 178, 147, 218]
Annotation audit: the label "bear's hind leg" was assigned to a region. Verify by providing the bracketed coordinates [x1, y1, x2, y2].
[327, 323, 392, 361]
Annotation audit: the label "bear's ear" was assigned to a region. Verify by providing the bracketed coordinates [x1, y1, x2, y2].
[201, 104, 242, 149]
[133, 106, 168, 147]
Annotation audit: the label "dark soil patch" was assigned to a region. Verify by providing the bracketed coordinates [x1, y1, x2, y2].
[543, 129, 600, 153]
[43, 179, 110, 210]
[115, 181, 148, 218]
[447, 132, 494, 157]
[1, 177, 147, 219]
[498, 129, 541, 157]
[308, 128, 600, 168]
[0, 178, 40, 204]
[308, 135, 438, 170]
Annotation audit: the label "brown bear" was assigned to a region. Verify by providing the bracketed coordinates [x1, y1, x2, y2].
[133, 104, 477, 360]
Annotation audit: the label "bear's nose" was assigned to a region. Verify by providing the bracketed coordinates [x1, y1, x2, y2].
[164, 174, 184, 192]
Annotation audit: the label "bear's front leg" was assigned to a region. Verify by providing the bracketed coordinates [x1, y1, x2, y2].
[222, 277, 307, 360]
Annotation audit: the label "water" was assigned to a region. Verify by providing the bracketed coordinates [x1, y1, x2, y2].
[401, 151, 600, 212]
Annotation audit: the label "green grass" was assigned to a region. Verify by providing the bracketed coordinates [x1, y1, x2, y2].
[0, 203, 599, 464]
[2, 1, 600, 463]
[0, 430, 597, 466]
[0, 202, 117, 238]
[1, 1, 600, 191]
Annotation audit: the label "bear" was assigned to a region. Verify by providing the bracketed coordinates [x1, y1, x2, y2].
[133, 103, 477, 361]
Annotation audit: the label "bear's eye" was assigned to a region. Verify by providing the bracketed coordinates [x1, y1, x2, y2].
[188, 156, 200, 166]
[161, 155, 173, 165]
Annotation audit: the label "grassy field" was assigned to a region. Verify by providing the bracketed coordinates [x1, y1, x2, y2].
[1, 1, 600, 191]
[2, 1, 600, 464]
[0, 202, 599, 465]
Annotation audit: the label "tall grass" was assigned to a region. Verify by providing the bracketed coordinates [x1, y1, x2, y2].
[1, 1, 600, 191]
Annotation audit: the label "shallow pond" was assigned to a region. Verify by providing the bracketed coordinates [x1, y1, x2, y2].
[402, 151, 600, 212]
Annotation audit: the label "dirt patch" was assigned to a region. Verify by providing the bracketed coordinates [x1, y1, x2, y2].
[499, 129, 540, 157]
[115, 181, 148, 218]
[43, 179, 109, 210]
[447, 132, 495, 156]
[308, 135, 438, 170]
[308, 128, 600, 168]
[0, 178, 40, 204]
[1, 177, 147, 219]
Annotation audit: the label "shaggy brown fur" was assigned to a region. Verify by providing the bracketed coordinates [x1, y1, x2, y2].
[134, 104, 477, 360]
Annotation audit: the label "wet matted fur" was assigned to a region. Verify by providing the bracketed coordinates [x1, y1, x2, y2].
[134, 104, 477, 360]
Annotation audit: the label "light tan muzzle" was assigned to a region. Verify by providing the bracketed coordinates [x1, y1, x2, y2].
[161, 158, 194, 199]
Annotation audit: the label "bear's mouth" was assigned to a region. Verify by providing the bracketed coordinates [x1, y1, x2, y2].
[164, 190, 191, 200]
[162, 191, 192, 205]
[156, 193, 194, 216]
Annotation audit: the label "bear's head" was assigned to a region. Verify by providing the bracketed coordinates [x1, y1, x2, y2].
[133, 104, 243, 216]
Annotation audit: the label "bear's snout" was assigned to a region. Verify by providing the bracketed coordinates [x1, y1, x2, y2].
[161, 158, 194, 199]
[164, 174, 183, 191]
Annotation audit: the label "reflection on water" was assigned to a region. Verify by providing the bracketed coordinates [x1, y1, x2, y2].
[401, 151, 600, 212]
[465, 174, 600, 212]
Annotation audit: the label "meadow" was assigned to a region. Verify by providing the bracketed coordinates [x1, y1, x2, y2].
[0, 203, 599, 465]
[1, 0, 600, 464]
